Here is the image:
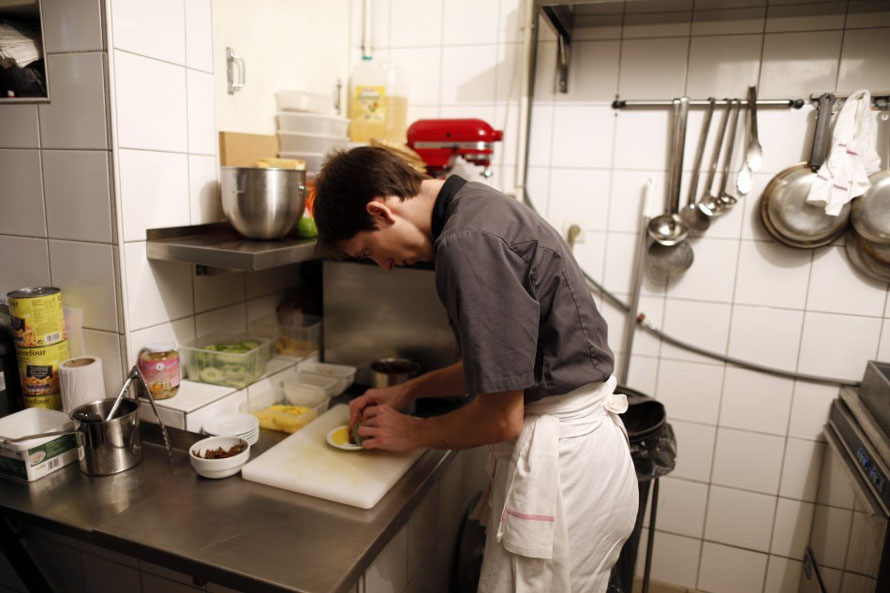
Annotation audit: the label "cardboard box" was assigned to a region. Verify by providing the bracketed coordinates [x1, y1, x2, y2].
[0, 408, 80, 481]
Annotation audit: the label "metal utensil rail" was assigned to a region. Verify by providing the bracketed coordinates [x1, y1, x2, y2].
[613, 97, 805, 109]
[810, 91, 890, 111]
[613, 92, 890, 110]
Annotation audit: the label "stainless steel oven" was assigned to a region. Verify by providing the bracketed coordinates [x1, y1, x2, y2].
[799, 386, 890, 593]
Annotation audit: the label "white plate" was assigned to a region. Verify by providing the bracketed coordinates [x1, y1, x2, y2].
[203, 414, 259, 437]
[326, 425, 362, 451]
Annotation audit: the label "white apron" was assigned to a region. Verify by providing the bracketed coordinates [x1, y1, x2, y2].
[477, 376, 638, 593]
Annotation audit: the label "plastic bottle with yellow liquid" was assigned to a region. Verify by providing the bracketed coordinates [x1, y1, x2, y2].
[349, 57, 407, 143]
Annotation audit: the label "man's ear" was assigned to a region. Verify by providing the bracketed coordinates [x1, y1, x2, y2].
[366, 199, 396, 225]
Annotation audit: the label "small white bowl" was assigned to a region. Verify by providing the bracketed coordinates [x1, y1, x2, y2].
[189, 436, 250, 479]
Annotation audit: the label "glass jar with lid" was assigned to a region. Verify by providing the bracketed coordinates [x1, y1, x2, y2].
[138, 342, 180, 400]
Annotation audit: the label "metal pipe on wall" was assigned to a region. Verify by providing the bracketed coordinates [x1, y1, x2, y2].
[512, 0, 537, 206]
[361, 0, 372, 59]
[512, 9, 859, 388]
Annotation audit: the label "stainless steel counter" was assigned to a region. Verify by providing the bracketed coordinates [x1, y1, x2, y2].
[0, 422, 454, 593]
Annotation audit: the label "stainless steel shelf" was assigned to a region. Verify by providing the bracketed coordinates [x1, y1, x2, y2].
[146, 223, 319, 272]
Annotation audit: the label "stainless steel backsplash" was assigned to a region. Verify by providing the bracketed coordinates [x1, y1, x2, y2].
[322, 261, 458, 386]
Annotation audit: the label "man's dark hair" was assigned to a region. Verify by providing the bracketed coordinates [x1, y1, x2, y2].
[313, 146, 428, 254]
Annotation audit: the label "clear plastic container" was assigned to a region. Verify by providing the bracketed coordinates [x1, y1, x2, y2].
[180, 333, 272, 389]
[275, 90, 334, 115]
[249, 314, 321, 360]
[287, 371, 339, 398]
[241, 384, 326, 434]
[281, 376, 333, 408]
[277, 131, 349, 155]
[299, 361, 356, 395]
[277, 112, 349, 137]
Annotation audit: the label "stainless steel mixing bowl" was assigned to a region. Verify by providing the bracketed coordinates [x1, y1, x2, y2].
[220, 167, 306, 239]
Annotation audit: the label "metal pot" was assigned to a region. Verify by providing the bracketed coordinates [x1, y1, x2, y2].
[71, 398, 142, 476]
[370, 358, 420, 388]
[759, 93, 851, 248]
[851, 169, 890, 244]
[845, 226, 890, 283]
[220, 166, 306, 240]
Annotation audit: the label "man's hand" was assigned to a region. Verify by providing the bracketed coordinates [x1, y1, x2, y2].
[357, 404, 422, 452]
[348, 384, 412, 428]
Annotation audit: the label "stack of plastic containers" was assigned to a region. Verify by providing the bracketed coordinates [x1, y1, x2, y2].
[274, 90, 350, 177]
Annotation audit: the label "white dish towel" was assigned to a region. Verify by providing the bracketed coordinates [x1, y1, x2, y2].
[807, 90, 881, 216]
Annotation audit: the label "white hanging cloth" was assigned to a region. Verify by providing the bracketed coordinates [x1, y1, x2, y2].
[806, 90, 882, 216]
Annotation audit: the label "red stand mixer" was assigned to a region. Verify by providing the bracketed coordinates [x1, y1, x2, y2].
[406, 119, 504, 178]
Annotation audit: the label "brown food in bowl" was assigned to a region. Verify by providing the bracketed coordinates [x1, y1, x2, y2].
[196, 442, 247, 459]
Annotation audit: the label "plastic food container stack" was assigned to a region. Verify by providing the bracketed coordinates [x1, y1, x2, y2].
[277, 131, 349, 155]
[277, 112, 349, 137]
[180, 332, 273, 389]
[274, 90, 349, 177]
[299, 362, 356, 394]
[281, 374, 334, 412]
[275, 90, 335, 115]
[242, 384, 322, 434]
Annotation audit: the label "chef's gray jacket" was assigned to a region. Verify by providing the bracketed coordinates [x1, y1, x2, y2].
[432, 176, 614, 403]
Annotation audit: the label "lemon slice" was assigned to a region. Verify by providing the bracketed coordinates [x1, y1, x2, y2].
[326, 425, 362, 451]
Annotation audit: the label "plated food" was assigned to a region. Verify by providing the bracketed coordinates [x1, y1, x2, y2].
[189, 436, 251, 479]
[326, 425, 363, 451]
[194, 442, 247, 459]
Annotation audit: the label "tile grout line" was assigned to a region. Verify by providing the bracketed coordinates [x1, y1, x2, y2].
[106, 0, 137, 373]
[435, 0, 446, 119]
[36, 102, 52, 291]
[181, 0, 200, 342]
[830, 0, 850, 92]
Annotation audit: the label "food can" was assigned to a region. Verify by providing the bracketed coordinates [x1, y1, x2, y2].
[7, 287, 67, 348]
[22, 393, 63, 411]
[16, 341, 69, 408]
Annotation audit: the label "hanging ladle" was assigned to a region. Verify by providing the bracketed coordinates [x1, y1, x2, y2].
[692, 100, 733, 225]
[648, 98, 690, 246]
[646, 98, 694, 280]
[679, 97, 716, 233]
[717, 100, 743, 210]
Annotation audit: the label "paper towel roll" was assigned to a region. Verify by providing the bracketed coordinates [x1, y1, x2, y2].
[59, 356, 105, 412]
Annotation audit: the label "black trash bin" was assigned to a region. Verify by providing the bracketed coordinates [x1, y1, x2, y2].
[608, 386, 678, 593]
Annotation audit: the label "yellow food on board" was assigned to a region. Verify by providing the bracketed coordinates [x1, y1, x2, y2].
[250, 405, 316, 433]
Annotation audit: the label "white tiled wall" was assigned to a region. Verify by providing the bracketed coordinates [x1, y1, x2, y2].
[0, 0, 123, 395]
[3, 1, 889, 592]
[359, 1, 890, 591]
[105, 0, 305, 370]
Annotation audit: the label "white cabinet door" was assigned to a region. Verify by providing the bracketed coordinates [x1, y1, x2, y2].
[213, 0, 350, 134]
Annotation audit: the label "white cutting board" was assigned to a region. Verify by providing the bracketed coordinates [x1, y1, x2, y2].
[241, 404, 424, 509]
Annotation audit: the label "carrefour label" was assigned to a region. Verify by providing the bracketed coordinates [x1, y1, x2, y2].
[354, 85, 386, 123]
